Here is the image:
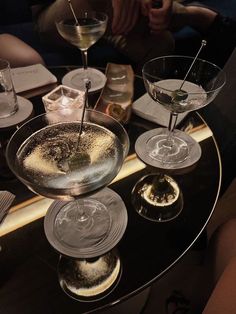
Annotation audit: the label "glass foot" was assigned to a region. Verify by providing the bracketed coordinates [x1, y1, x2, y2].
[135, 128, 201, 170]
[62, 68, 107, 92]
[58, 249, 122, 302]
[55, 199, 111, 249]
[44, 187, 128, 258]
[147, 134, 188, 163]
[131, 173, 183, 222]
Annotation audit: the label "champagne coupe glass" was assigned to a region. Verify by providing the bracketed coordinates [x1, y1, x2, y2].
[140, 55, 226, 168]
[56, 11, 108, 92]
[6, 109, 129, 258]
[132, 55, 225, 222]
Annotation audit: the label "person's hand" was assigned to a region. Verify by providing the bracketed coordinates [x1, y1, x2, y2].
[140, 0, 173, 33]
[139, 0, 152, 16]
[112, 0, 140, 35]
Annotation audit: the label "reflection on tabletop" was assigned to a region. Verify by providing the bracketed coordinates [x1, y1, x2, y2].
[0, 121, 212, 237]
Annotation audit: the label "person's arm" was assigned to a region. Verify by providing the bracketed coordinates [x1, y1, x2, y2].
[0, 33, 45, 67]
[203, 257, 236, 313]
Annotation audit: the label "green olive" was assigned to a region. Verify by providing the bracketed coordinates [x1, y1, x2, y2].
[155, 91, 172, 104]
[172, 89, 188, 102]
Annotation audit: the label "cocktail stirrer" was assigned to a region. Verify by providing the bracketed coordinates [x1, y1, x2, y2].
[169, 40, 207, 148]
[68, 80, 91, 169]
[179, 39, 207, 90]
[78, 80, 91, 137]
[66, 0, 79, 25]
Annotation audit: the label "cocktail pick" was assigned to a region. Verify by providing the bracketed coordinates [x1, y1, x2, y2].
[179, 39, 207, 91]
[68, 80, 91, 170]
[66, 0, 79, 25]
[171, 40, 207, 102]
[78, 79, 91, 137]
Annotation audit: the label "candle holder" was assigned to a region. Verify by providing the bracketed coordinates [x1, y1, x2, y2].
[42, 85, 84, 112]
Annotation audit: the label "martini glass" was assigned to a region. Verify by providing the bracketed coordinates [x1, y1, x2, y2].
[132, 55, 226, 222]
[6, 109, 129, 257]
[56, 11, 108, 92]
[140, 55, 226, 168]
[6, 108, 129, 300]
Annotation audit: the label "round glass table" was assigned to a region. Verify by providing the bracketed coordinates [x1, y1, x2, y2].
[0, 66, 221, 313]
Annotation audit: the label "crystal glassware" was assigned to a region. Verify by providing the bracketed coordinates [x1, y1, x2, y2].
[6, 107, 129, 300]
[141, 55, 226, 168]
[56, 11, 108, 92]
[6, 109, 129, 257]
[132, 55, 226, 222]
[42, 85, 85, 112]
[0, 58, 18, 118]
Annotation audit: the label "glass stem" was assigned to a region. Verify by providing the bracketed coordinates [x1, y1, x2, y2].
[81, 49, 88, 70]
[166, 112, 178, 147]
[80, 49, 89, 82]
[75, 199, 88, 222]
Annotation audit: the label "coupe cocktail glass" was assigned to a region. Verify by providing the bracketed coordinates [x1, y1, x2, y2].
[6, 108, 129, 299]
[6, 109, 129, 256]
[132, 55, 225, 222]
[141, 55, 226, 167]
[56, 11, 108, 92]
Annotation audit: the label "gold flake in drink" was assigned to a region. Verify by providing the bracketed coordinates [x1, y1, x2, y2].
[16, 122, 123, 198]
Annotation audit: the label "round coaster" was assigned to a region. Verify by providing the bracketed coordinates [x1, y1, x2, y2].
[62, 68, 106, 93]
[44, 187, 128, 259]
[135, 128, 202, 170]
[0, 96, 33, 130]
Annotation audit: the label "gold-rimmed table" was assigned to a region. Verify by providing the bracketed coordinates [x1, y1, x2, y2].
[0, 66, 221, 313]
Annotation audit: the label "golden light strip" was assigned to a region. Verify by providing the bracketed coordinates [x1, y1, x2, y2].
[188, 124, 213, 142]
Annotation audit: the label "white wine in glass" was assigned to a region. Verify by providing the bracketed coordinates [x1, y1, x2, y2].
[56, 11, 108, 92]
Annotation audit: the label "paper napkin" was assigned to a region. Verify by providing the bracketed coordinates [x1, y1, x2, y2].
[11, 64, 57, 93]
[132, 93, 188, 127]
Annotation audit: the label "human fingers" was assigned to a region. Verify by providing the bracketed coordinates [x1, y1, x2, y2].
[148, 0, 172, 31]
[149, 10, 169, 25]
[149, 0, 172, 19]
